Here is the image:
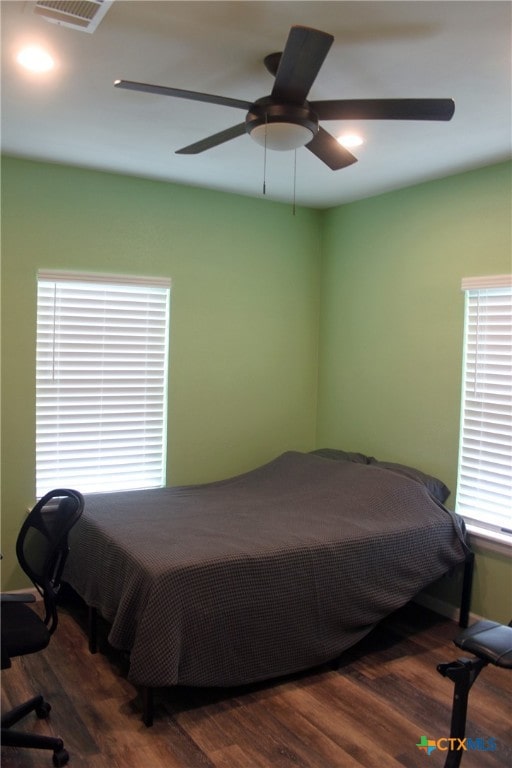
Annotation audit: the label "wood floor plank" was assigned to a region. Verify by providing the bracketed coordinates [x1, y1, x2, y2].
[268, 688, 402, 768]
[2, 601, 510, 768]
[281, 675, 418, 767]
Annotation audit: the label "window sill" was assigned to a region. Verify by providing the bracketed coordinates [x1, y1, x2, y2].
[466, 524, 512, 558]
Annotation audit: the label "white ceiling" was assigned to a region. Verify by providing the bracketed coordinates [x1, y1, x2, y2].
[1, 1, 511, 208]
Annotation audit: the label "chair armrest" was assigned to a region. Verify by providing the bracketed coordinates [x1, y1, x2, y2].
[0, 592, 36, 603]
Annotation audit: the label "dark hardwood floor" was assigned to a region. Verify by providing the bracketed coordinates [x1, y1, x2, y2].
[2, 599, 511, 768]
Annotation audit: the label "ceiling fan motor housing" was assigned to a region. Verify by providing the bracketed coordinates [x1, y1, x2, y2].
[245, 98, 319, 150]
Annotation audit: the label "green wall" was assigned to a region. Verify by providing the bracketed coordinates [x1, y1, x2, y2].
[1, 155, 511, 621]
[317, 161, 512, 622]
[1, 156, 322, 589]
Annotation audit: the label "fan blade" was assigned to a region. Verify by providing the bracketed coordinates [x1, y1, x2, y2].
[114, 80, 251, 111]
[306, 127, 357, 170]
[271, 26, 334, 104]
[176, 123, 247, 154]
[311, 98, 455, 121]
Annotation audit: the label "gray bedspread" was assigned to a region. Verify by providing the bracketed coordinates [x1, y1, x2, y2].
[63, 451, 469, 688]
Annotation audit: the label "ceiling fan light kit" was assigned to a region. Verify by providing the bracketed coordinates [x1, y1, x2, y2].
[245, 101, 318, 150]
[115, 25, 455, 173]
[249, 122, 314, 151]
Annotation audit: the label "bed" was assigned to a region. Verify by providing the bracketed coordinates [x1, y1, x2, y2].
[62, 449, 473, 725]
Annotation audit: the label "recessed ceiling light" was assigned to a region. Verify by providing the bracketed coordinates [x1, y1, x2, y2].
[17, 45, 55, 73]
[337, 133, 364, 149]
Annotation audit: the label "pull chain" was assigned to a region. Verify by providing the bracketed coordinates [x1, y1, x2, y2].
[262, 113, 268, 196]
[292, 149, 297, 216]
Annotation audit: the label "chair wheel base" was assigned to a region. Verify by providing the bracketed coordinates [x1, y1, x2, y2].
[36, 700, 52, 719]
[53, 747, 69, 766]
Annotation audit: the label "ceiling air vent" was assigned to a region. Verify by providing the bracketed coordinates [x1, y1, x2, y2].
[34, 1, 113, 33]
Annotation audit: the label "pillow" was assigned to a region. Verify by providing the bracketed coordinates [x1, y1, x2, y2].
[368, 459, 451, 503]
[311, 448, 372, 464]
[310, 449, 451, 503]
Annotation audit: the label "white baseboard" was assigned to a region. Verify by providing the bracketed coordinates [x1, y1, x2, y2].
[413, 593, 481, 625]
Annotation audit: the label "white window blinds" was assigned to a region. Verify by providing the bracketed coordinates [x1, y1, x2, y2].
[36, 271, 171, 497]
[456, 275, 512, 538]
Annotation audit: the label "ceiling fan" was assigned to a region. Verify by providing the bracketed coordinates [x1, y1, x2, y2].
[114, 25, 455, 170]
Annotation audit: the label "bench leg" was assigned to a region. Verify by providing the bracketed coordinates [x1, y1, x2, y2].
[437, 656, 487, 768]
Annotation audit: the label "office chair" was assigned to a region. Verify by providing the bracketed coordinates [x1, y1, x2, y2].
[1, 489, 84, 767]
[437, 618, 512, 768]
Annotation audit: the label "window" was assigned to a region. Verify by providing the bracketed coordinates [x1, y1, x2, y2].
[456, 275, 512, 543]
[36, 271, 171, 496]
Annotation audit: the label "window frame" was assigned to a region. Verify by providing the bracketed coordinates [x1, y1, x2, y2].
[35, 270, 171, 497]
[455, 274, 512, 554]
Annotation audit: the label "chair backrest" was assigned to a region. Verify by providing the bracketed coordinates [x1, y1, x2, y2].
[16, 488, 84, 634]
